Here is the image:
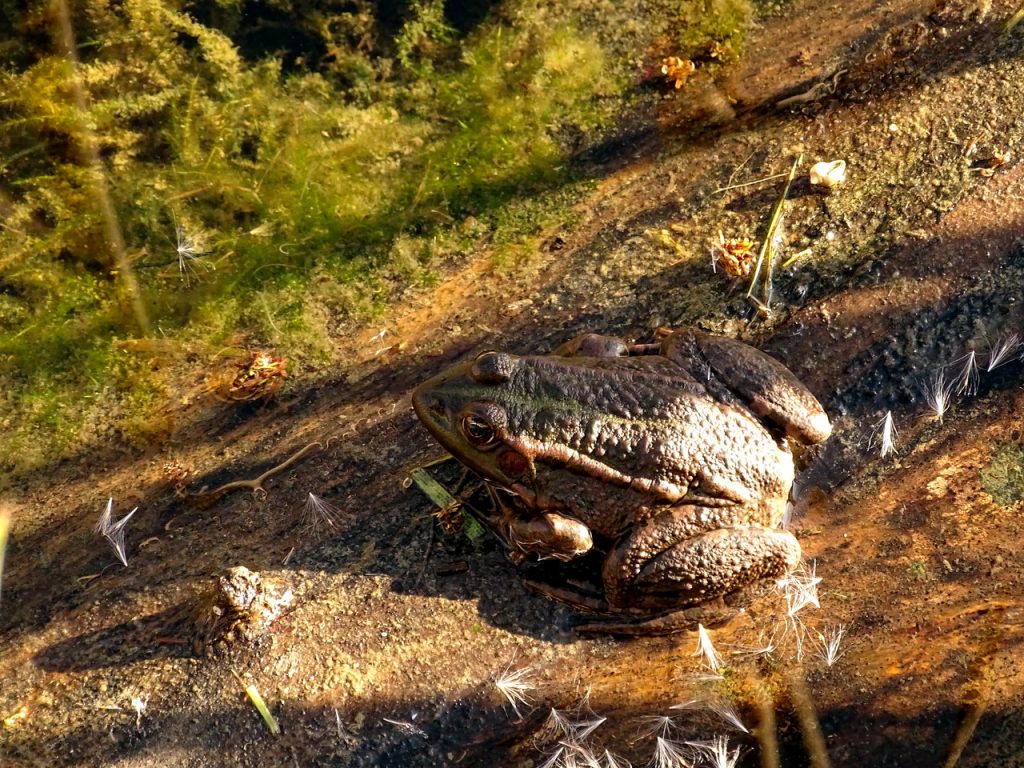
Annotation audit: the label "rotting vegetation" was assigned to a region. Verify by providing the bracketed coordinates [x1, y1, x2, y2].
[0, 0, 764, 480]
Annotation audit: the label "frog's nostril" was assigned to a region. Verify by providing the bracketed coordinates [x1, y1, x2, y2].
[412, 389, 447, 425]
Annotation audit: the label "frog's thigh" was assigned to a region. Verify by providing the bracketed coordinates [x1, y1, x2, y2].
[605, 519, 800, 607]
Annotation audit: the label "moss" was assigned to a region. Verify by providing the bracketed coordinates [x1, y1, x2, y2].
[980, 441, 1024, 507]
[0, 0, 765, 475]
[675, 0, 754, 61]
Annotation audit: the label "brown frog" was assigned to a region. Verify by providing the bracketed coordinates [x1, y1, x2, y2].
[412, 328, 831, 634]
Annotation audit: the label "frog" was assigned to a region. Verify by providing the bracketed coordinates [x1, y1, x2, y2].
[412, 327, 832, 634]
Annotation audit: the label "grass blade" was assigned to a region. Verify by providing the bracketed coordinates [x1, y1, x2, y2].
[233, 672, 280, 735]
[747, 155, 802, 307]
[0, 504, 10, 606]
[409, 467, 457, 509]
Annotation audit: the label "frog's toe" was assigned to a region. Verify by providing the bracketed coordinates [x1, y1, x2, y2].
[521, 575, 610, 613]
[573, 602, 736, 637]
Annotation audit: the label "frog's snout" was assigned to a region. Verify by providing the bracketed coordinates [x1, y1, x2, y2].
[412, 385, 450, 432]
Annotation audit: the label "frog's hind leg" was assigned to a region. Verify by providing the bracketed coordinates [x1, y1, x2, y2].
[604, 512, 801, 612]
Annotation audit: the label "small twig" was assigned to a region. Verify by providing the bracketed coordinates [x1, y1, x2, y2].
[188, 441, 324, 507]
[775, 70, 846, 108]
[413, 518, 437, 589]
[712, 171, 790, 195]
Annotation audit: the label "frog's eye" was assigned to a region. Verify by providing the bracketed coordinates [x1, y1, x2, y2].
[461, 414, 499, 448]
[458, 402, 507, 449]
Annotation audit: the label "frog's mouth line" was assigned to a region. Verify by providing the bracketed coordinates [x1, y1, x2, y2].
[412, 387, 509, 483]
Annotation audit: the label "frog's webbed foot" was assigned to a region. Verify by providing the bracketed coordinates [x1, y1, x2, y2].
[573, 600, 737, 637]
[521, 577, 611, 613]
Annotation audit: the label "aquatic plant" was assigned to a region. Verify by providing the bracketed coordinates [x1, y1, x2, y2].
[980, 441, 1024, 507]
[0, 0, 619, 476]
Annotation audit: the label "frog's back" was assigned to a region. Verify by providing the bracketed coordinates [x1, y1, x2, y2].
[505, 355, 793, 507]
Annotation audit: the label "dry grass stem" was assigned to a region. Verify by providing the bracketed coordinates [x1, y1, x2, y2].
[0, 504, 10, 605]
[784, 668, 831, 768]
[189, 441, 324, 507]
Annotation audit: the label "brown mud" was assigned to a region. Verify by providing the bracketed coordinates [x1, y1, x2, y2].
[4, 0, 1024, 765]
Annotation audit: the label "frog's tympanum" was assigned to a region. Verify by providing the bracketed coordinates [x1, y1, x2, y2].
[412, 328, 831, 634]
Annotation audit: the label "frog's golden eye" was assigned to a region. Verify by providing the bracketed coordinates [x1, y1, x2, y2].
[459, 402, 507, 449]
[461, 414, 499, 448]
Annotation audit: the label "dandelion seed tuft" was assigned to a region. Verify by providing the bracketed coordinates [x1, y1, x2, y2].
[693, 623, 723, 672]
[95, 498, 137, 567]
[131, 696, 148, 729]
[922, 371, 953, 423]
[986, 333, 1021, 371]
[815, 623, 848, 667]
[650, 736, 691, 768]
[951, 351, 979, 396]
[301, 492, 340, 539]
[704, 698, 748, 734]
[877, 410, 898, 458]
[778, 560, 822, 618]
[601, 749, 631, 768]
[638, 714, 679, 739]
[174, 224, 212, 286]
[493, 662, 536, 717]
[687, 735, 743, 768]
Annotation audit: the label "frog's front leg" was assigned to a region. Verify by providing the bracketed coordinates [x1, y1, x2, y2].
[482, 486, 593, 563]
[602, 505, 801, 611]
